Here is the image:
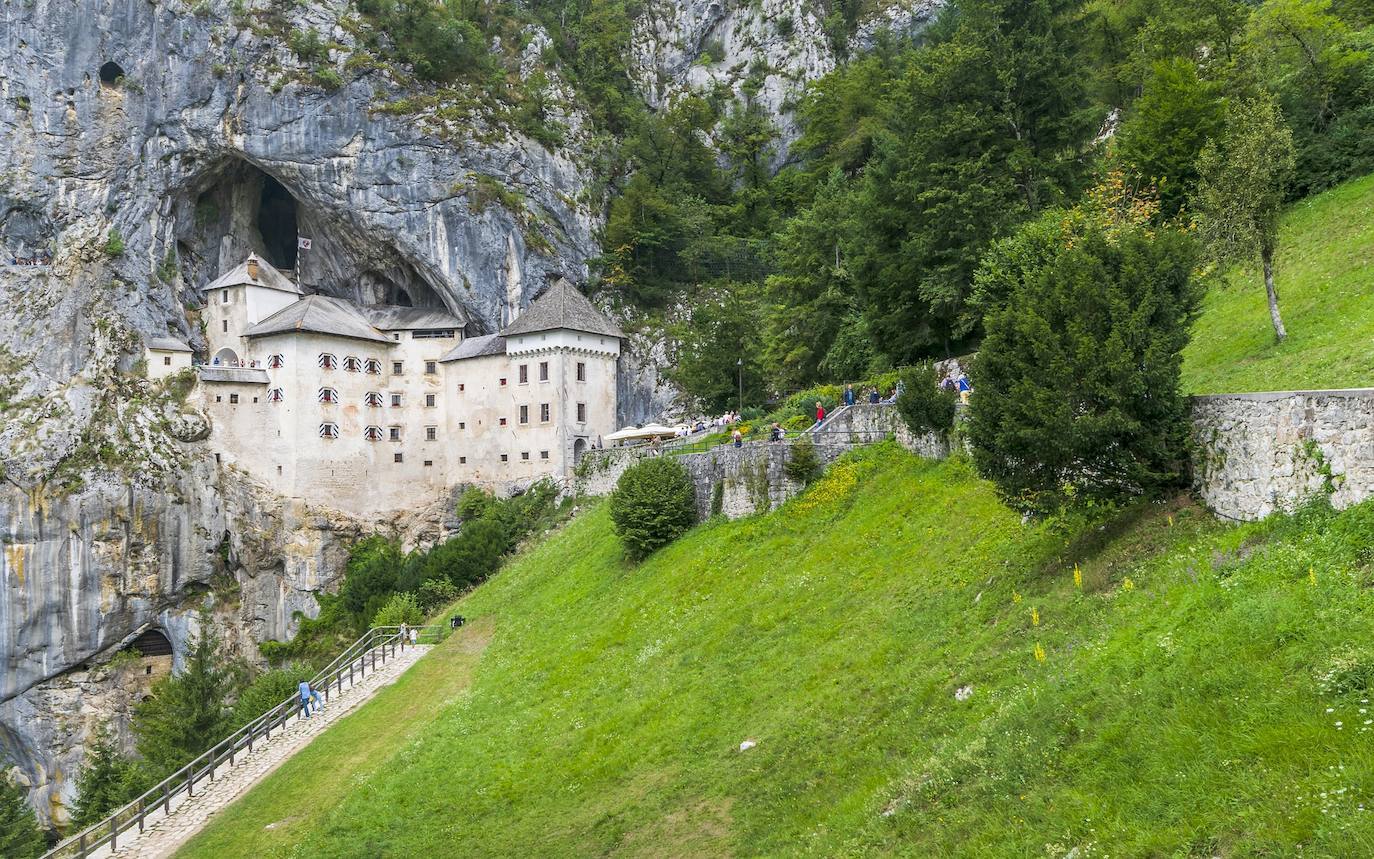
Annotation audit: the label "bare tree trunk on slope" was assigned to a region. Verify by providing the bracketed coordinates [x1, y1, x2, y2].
[1262, 242, 1287, 342]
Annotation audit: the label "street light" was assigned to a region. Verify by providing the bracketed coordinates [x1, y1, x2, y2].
[737, 357, 743, 415]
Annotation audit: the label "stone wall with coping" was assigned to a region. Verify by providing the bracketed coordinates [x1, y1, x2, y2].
[1190, 388, 1374, 521]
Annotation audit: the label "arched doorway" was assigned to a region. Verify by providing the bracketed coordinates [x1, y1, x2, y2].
[212, 347, 240, 366]
[573, 437, 587, 464]
[122, 628, 174, 678]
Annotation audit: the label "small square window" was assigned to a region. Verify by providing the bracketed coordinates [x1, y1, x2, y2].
[394, 452, 404, 463]
[500, 453, 508, 462]
[163, 356, 172, 366]
[459, 421, 466, 430]
[423, 459, 433, 467]
[459, 456, 467, 464]
[458, 383, 465, 392]
[540, 450, 549, 460]
[215, 395, 222, 403]
[576, 362, 586, 382]
[499, 417, 507, 426]
[499, 377, 507, 386]
[392, 361, 403, 375]
[519, 365, 528, 384]
[425, 393, 436, 407]
[576, 402, 586, 423]
[389, 426, 401, 442]
[540, 403, 550, 422]
[425, 361, 437, 375]
[391, 393, 402, 407]
[426, 426, 437, 441]
[252, 396, 258, 404]
[277, 465, 283, 475]
[521, 451, 530, 460]
[519, 405, 529, 424]
[539, 361, 548, 381]
[229, 393, 239, 404]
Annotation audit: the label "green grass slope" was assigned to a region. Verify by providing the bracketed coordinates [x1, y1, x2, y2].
[182, 445, 1374, 857]
[1183, 171, 1374, 394]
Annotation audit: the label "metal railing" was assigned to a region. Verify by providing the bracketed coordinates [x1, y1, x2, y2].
[43, 624, 444, 859]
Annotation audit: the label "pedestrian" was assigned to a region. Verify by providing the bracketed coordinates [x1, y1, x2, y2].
[957, 374, 972, 405]
[298, 679, 324, 718]
[770, 422, 783, 442]
[844, 384, 856, 407]
[733, 428, 743, 448]
[815, 401, 825, 426]
[868, 387, 880, 404]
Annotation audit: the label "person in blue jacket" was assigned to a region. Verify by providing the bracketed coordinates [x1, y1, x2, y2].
[298, 680, 324, 718]
[843, 384, 856, 406]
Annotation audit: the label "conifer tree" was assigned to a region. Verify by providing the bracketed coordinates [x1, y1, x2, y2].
[0, 771, 43, 858]
[71, 727, 138, 827]
[133, 614, 236, 777]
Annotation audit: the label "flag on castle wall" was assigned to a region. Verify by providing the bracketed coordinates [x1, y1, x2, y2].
[298, 237, 313, 250]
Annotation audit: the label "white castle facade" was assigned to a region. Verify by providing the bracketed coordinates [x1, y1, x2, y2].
[148, 255, 622, 514]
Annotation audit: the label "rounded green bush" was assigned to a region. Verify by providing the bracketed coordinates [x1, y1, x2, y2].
[609, 457, 698, 561]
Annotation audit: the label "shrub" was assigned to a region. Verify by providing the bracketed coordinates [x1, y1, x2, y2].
[231, 667, 307, 727]
[784, 437, 820, 484]
[417, 578, 459, 612]
[70, 727, 138, 827]
[372, 592, 424, 628]
[609, 458, 698, 561]
[338, 536, 404, 629]
[102, 229, 125, 257]
[895, 363, 957, 436]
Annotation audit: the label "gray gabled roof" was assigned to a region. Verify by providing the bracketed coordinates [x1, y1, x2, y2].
[440, 333, 506, 362]
[203, 254, 303, 295]
[145, 336, 192, 353]
[245, 295, 394, 345]
[500, 278, 623, 339]
[359, 304, 467, 331]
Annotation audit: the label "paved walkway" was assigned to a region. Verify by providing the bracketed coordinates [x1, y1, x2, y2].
[93, 643, 431, 859]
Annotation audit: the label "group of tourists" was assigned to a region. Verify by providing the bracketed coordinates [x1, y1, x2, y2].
[7, 252, 51, 266]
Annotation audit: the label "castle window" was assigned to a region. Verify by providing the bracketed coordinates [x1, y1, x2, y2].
[576, 362, 586, 382]
[252, 396, 259, 403]
[424, 460, 433, 467]
[540, 403, 551, 423]
[364, 358, 382, 375]
[222, 320, 228, 333]
[268, 354, 285, 369]
[319, 422, 339, 439]
[318, 387, 338, 403]
[363, 425, 384, 441]
[268, 388, 284, 403]
[459, 422, 466, 429]
[389, 426, 401, 442]
[392, 361, 403, 375]
[458, 383, 465, 392]
[499, 417, 507, 426]
[425, 393, 436, 407]
[499, 377, 507, 386]
[425, 426, 437, 441]
[425, 361, 437, 375]
[318, 353, 337, 370]
[521, 451, 529, 461]
[364, 391, 384, 407]
[343, 356, 362, 372]
[519, 405, 529, 424]
[539, 361, 549, 381]
[229, 393, 239, 404]
[576, 402, 586, 423]
[222, 291, 229, 304]
[390, 392, 402, 407]
[163, 356, 172, 366]
[519, 365, 528, 384]
[412, 329, 454, 339]
[500, 454, 508, 462]
[394, 452, 404, 463]
[540, 450, 549, 460]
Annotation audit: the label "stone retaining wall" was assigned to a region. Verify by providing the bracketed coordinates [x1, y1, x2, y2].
[1190, 389, 1374, 520]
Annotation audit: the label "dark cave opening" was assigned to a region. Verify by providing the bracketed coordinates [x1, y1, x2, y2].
[257, 174, 298, 269]
[99, 61, 125, 87]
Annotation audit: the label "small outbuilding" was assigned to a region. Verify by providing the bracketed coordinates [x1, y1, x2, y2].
[144, 336, 193, 380]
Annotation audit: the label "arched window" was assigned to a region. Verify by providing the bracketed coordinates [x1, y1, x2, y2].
[123, 628, 173, 657]
[319, 422, 339, 439]
[318, 387, 338, 403]
[363, 391, 384, 407]
[363, 425, 384, 441]
[343, 356, 362, 372]
[318, 353, 337, 370]
[364, 358, 382, 375]
[267, 388, 284, 403]
[268, 354, 285, 369]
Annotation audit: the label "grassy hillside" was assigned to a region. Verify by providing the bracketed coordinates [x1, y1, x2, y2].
[181, 445, 1374, 856]
[1183, 171, 1374, 394]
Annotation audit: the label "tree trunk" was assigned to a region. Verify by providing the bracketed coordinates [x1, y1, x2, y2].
[1262, 243, 1287, 342]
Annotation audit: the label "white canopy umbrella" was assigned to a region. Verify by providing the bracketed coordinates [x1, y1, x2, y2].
[605, 423, 679, 443]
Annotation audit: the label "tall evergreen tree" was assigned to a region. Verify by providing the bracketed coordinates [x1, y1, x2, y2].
[71, 728, 138, 827]
[851, 0, 1099, 364]
[0, 771, 43, 858]
[133, 614, 237, 777]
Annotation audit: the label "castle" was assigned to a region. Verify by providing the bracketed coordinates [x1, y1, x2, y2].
[147, 254, 622, 514]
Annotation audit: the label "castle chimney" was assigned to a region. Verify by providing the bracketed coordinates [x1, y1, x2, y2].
[246, 256, 260, 281]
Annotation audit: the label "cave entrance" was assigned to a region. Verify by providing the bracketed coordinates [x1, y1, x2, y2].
[257, 174, 298, 270]
[99, 62, 125, 87]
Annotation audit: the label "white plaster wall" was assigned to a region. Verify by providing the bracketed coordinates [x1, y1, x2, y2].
[145, 349, 191, 380]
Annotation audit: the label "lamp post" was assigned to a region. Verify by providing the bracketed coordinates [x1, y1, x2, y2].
[737, 358, 743, 415]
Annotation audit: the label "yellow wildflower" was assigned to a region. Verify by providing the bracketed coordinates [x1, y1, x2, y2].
[1073, 564, 1082, 589]
[1309, 566, 1317, 587]
[1122, 577, 1135, 592]
[1031, 607, 1040, 627]
[1033, 643, 1046, 663]
[1012, 591, 1022, 604]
